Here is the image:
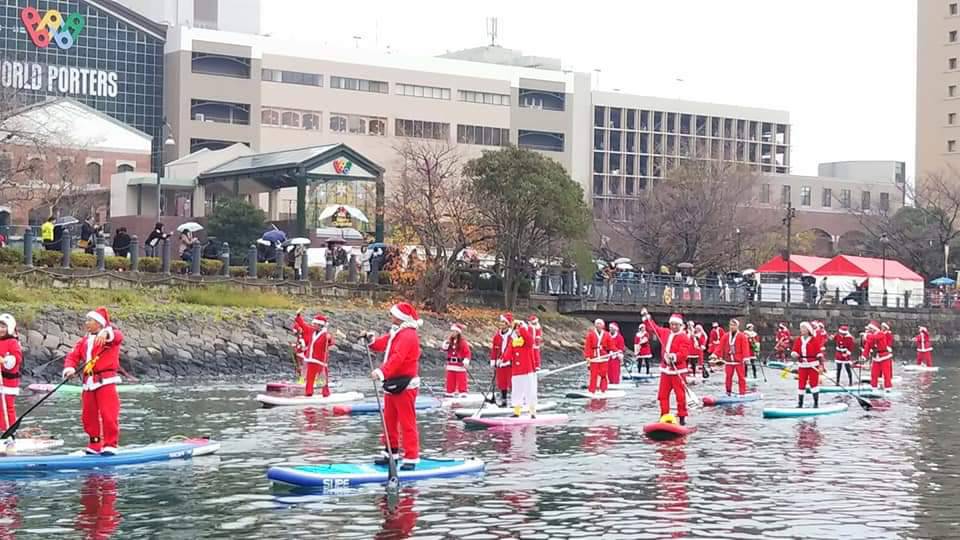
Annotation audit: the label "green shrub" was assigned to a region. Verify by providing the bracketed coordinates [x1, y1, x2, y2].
[0, 248, 23, 266]
[0, 278, 25, 302]
[171, 261, 189, 274]
[308, 267, 324, 281]
[517, 278, 532, 298]
[33, 250, 62, 268]
[105, 256, 130, 271]
[256, 262, 277, 278]
[71, 253, 95, 269]
[229, 266, 247, 278]
[138, 257, 161, 273]
[378, 271, 393, 285]
[177, 285, 295, 308]
[200, 259, 224, 276]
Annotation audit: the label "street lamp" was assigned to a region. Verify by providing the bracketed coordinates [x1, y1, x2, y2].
[880, 233, 889, 307]
[157, 120, 175, 223]
[735, 227, 742, 270]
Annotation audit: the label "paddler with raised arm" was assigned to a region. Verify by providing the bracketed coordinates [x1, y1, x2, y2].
[293, 308, 333, 398]
[0, 314, 22, 432]
[641, 308, 693, 426]
[506, 317, 538, 417]
[490, 313, 514, 407]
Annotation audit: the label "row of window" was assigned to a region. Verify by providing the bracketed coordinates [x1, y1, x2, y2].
[396, 83, 451, 100]
[0, 155, 135, 184]
[759, 184, 891, 212]
[262, 69, 322, 87]
[594, 107, 789, 143]
[594, 135, 788, 165]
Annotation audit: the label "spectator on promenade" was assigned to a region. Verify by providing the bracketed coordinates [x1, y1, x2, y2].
[145, 223, 167, 257]
[112, 227, 131, 258]
[41, 216, 55, 250]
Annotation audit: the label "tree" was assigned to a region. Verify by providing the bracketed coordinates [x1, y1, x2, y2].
[206, 198, 266, 262]
[389, 141, 492, 311]
[466, 147, 590, 308]
[602, 159, 766, 271]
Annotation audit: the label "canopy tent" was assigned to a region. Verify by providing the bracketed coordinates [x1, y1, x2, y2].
[813, 255, 925, 307]
[756, 254, 831, 274]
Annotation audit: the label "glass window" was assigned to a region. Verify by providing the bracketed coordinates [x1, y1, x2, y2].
[800, 186, 811, 206]
[593, 175, 604, 196]
[880, 192, 890, 212]
[349, 116, 366, 134]
[261, 109, 279, 125]
[303, 113, 320, 130]
[781, 185, 791, 205]
[861, 191, 871, 210]
[330, 115, 347, 132]
[86, 162, 101, 184]
[760, 183, 770, 203]
[369, 119, 386, 136]
[822, 188, 832, 207]
[840, 189, 851, 209]
[281, 111, 300, 128]
[117, 163, 135, 173]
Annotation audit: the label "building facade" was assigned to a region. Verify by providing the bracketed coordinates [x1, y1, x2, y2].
[917, 0, 960, 184]
[818, 160, 908, 205]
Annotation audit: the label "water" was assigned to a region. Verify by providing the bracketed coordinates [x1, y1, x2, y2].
[0, 365, 951, 539]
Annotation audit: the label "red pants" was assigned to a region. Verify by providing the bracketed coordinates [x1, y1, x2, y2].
[533, 351, 541, 371]
[495, 366, 512, 391]
[445, 370, 467, 393]
[871, 359, 894, 388]
[797, 367, 820, 394]
[81, 385, 120, 451]
[588, 361, 609, 393]
[724, 363, 747, 395]
[916, 351, 933, 367]
[0, 394, 16, 431]
[304, 363, 330, 397]
[658, 374, 687, 417]
[608, 357, 622, 384]
[382, 388, 419, 462]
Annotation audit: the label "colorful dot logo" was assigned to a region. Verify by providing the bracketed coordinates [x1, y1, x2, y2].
[333, 159, 353, 175]
[21, 7, 86, 50]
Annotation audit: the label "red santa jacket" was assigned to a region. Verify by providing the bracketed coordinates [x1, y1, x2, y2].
[716, 330, 751, 365]
[634, 329, 652, 358]
[0, 336, 22, 395]
[293, 314, 333, 366]
[775, 329, 792, 352]
[490, 330, 512, 368]
[583, 328, 612, 363]
[370, 325, 421, 385]
[292, 327, 306, 360]
[442, 336, 471, 372]
[865, 331, 893, 361]
[643, 318, 691, 375]
[531, 324, 543, 363]
[608, 331, 625, 361]
[708, 327, 723, 356]
[915, 331, 932, 353]
[507, 323, 536, 376]
[64, 326, 124, 391]
[833, 333, 855, 361]
[791, 335, 824, 368]
[693, 331, 707, 359]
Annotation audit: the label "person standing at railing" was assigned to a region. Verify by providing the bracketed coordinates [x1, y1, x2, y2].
[915, 326, 933, 367]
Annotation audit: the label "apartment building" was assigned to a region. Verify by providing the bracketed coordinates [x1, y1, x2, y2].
[917, 0, 960, 185]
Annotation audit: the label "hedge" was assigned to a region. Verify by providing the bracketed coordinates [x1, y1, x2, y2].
[0, 248, 23, 266]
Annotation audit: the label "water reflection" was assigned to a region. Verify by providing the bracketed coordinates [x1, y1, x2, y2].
[375, 489, 418, 540]
[654, 442, 689, 538]
[75, 474, 120, 540]
[0, 482, 20, 540]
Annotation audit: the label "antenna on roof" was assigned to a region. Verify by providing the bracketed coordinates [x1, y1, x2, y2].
[486, 17, 500, 46]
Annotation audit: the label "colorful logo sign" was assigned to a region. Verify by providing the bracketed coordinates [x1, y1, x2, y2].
[21, 7, 86, 50]
[332, 159, 353, 175]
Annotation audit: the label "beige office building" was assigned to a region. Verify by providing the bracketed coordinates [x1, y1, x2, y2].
[917, 0, 960, 185]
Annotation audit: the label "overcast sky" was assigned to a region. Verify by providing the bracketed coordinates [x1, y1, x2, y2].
[263, 0, 916, 178]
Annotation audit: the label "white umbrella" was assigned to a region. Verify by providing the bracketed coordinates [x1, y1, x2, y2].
[616, 262, 634, 270]
[177, 222, 204, 233]
[741, 268, 757, 276]
[256, 238, 272, 246]
[613, 257, 631, 265]
[318, 204, 370, 224]
[288, 237, 311, 245]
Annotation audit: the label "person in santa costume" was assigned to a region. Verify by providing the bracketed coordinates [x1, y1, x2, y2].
[441, 323, 471, 396]
[63, 307, 124, 455]
[293, 308, 334, 398]
[684, 322, 699, 381]
[367, 302, 422, 470]
[583, 319, 612, 395]
[291, 324, 306, 384]
[791, 321, 825, 408]
[715, 319, 751, 396]
[0, 314, 22, 431]
[743, 323, 760, 379]
[641, 308, 692, 425]
[506, 317, 538, 417]
[833, 325, 856, 386]
[607, 322, 625, 385]
[634, 325, 653, 375]
[692, 324, 708, 379]
[774, 323, 792, 363]
[915, 326, 933, 367]
[864, 320, 894, 392]
[528, 315, 543, 371]
[490, 314, 514, 407]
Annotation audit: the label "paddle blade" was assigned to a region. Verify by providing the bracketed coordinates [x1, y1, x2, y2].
[857, 397, 873, 411]
[780, 369, 790, 380]
[386, 460, 399, 491]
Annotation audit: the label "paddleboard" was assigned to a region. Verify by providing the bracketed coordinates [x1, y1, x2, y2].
[702, 392, 762, 406]
[902, 365, 940, 373]
[621, 373, 657, 382]
[762, 403, 848, 419]
[564, 390, 627, 399]
[268, 458, 485, 490]
[859, 376, 903, 384]
[767, 360, 789, 369]
[439, 394, 485, 408]
[256, 392, 364, 408]
[453, 401, 558, 419]
[28, 383, 159, 395]
[815, 386, 885, 397]
[643, 422, 696, 441]
[462, 413, 569, 428]
[0, 438, 219, 472]
[0, 437, 64, 454]
[332, 396, 440, 416]
[579, 383, 635, 391]
[265, 381, 342, 393]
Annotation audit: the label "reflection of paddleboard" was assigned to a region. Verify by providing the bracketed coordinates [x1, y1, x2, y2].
[0, 437, 64, 454]
[462, 414, 569, 428]
[702, 392, 762, 406]
[256, 392, 364, 408]
[265, 381, 342, 393]
[28, 383, 159, 395]
[579, 383, 635, 391]
[902, 365, 939, 373]
[565, 390, 626, 399]
[762, 403, 848, 419]
[332, 397, 440, 415]
[453, 401, 558, 419]
[0, 439, 219, 472]
[268, 458, 485, 489]
[643, 422, 696, 441]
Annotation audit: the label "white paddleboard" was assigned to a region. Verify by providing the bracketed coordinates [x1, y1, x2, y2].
[453, 401, 558, 418]
[0, 437, 65, 454]
[565, 390, 627, 399]
[902, 365, 939, 373]
[439, 393, 486, 408]
[256, 391, 364, 408]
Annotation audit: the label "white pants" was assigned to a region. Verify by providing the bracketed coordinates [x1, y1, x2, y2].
[511, 372, 538, 409]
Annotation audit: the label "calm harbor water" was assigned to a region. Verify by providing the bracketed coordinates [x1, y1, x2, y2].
[0, 363, 951, 539]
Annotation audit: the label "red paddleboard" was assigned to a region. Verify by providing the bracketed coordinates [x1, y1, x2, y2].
[643, 422, 696, 441]
[462, 413, 569, 428]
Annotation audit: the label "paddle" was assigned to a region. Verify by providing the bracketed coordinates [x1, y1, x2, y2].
[820, 371, 873, 411]
[679, 376, 700, 410]
[361, 335, 399, 492]
[757, 357, 768, 383]
[464, 367, 495, 418]
[2, 356, 94, 440]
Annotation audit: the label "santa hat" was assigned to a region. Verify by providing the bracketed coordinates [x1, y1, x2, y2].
[390, 302, 422, 327]
[0, 313, 16, 336]
[695, 324, 704, 332]
[865, 320, 880, 332]
[500, 313, 514, 325]
[729, 318, 740, 327]
[609, 322, 619, 330]
[746, 323, 755, 330]
[669, 313, 683, 325]
[712, 322, 719, 328]
[86, 307, 110, 328]
[450, 323, 464, 333]
[594, 318, 605, 327]
[918, 326, 928, 334]
[778, 323, 787, 330]
[838, 325, 849, 334]
[880, 322, 890, 330]
[528, 315, 540, 324]
[799, 321, 814, 334]
[311, 314, 328, 326]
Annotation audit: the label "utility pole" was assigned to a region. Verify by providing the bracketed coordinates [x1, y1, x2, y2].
[782, 201, 797, 306]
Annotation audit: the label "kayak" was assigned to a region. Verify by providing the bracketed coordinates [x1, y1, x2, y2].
[902, 365, 940, 373]
[0, 437, 64, 455]
[439, 394, 486, 408]
[621, 373, 657, 382]
[564, 390, 627, 399]
[762, 403, 848, 419]
[265, 381, 342, 393]
[462, 413, 569, 428]
[579, 383, 635, 391]
[332, 396, 441, 416]
[702, 392, 762, 406]
[0, 438, 219, 472]
[256, 392, 364, 408]
[453, 401, 558, 419]
[643, 422, 696, 441]
[28, 383, 160, 395]
[268, 457, 485, 490]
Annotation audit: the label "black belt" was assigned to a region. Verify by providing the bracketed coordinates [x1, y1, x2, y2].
[447, 358, 464, 363]
[1, 372, 19, 380]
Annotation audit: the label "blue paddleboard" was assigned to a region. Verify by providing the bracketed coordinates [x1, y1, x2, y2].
[703, 392, 762, 406]
[333, 396, 440, 415]
[267, 458, 485, 489]
[0, 439, 220, 473]
[762, 403, 848, 419]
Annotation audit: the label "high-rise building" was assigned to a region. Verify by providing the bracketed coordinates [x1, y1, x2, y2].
[116, 0, 262, 34]
[916, 0, 960, 184]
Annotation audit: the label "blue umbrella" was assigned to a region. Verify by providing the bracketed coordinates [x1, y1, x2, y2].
[930, 276, 955, 286]
[367, 242, 387, 250]
[261, 229, 287, 243]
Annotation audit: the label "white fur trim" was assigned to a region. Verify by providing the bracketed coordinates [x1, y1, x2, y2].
[86, 311, 106, 328]
[799, 321, 813, 334]
[594, 318, 604, 326]
[450, 325, 462, 333]
[81, 375, 121, 391]
[668, 315, 683, 325]
[0, 387, 19, 396]
[0, 314, 15, 335]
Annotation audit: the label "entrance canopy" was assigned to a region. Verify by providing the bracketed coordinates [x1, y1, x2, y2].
[197, 144, 385, 240]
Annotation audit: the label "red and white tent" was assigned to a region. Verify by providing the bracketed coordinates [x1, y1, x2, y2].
[756, 254, 831, 275]
[812, 255, 925, 307]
